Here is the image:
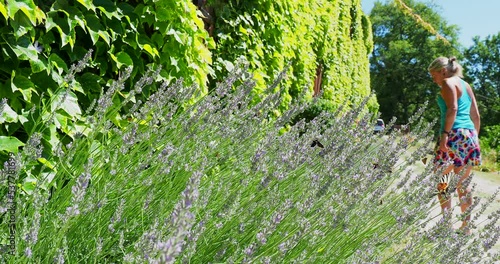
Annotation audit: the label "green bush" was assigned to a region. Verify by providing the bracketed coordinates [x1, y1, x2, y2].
[479, 125, 500, 171]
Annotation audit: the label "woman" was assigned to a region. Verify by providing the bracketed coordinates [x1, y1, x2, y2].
[428, 56, 481, 235]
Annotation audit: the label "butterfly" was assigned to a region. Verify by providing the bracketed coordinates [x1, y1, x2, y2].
[432, 172, 456, 199]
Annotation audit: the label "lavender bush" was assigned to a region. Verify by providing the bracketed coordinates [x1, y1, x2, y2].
[0, 58, 499, 263]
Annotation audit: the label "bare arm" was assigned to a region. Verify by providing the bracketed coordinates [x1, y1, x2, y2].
[441, 79, 458, 133]
[437, 79, 458, 151]
[467, 83, 481, 133]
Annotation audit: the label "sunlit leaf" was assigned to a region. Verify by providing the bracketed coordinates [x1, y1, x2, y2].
[67, 121, 89, 138]
[7, 35, 38, 61]
[7, 0, 38, 25]
[76, 0, 96, 11]
[85, 14, 106, 45]
[170, 56, 179, 72]
[69, 80, 85, 94]
[21, 180, 36, 195]
[0, 103, 19, 124]
[95, 0, 121, 20]
[111, 51, 134, 69]
[142, 44, 159, 58]
[11, 72, 37, 102]
[167, 28, 184, 45]
[51, 90, 82, 117]
[38, 157, 56, 171]
[41, 123, 59, 150]
[53, 111, 67, 129]
[98, 31, 111, 45]
[0, 2, 8, 20]
[0, 136, 25, 153]
[30, 57, 47, 73]
[49, 53, 69, 75]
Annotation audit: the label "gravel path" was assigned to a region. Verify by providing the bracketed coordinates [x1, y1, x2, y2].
[414, 157, 500, 263]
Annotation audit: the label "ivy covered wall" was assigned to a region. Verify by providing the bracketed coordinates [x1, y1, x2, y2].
[207, 0, 377, 117]
[0, 0, 376, 159]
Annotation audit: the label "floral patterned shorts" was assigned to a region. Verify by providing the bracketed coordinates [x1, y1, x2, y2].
[433, 128, 481, 167]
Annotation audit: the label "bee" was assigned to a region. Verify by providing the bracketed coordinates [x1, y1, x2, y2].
[311, 139, 324, 148]
[372, 163, 393, 173]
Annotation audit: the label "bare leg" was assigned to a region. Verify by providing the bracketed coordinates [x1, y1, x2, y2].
[455, 165, 473, 234]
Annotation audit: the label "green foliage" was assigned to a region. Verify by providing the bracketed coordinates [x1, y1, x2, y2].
[0, 0, 213, 161]
[368, 0, 461, 127]
[478, 125, 500, 171]
[482, 125, 500, 150]
[210, 0, 376, 117]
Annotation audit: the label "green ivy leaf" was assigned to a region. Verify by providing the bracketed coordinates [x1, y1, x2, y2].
[98, 31, 111, 46]
[151, 32, 164, 47]
[7, 0, 42, 25]
[11, 71, 37, 102]
[7, 35, 38, 61]
[111, 51, 133, 69]
[65, 6, 87, 33]
[49, 53, 69, 75]
[166, 28, 184, 45]
[18, 109, 29, 124]
[10, 13, 32, 38]
[21, 176, 37, 195]
[30, 56, 47, 73]
[51, 90, 82, 117]
[142, 44, 159, 58]
[66, 121, 89, 138]
[105, 18, 123, 38]
[0, 103, 19, 124]
[84, 14, 107, 45]
[53, 111, 67, 129]
[0, 2, 7, 20]
[46, 12, 75, 48]
[95, 0, 121, 20]
[69, 79, 85, 94]
[76, 72, 103, 93]
[207, 37, 216, 49]
[0, 136, 25, 153]
[169, 56, 179, 72]
[76, 0, 96, 11]
[41, 123, 59, 150]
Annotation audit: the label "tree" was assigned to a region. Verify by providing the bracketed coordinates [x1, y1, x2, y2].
[368, 0, 461, 129]
[463, 33, 500, 131]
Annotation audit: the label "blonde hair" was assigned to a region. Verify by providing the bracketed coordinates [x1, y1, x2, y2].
[428, 56, 463, 78]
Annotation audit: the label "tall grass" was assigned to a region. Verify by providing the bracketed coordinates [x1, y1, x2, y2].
[1, 58, 499, 263]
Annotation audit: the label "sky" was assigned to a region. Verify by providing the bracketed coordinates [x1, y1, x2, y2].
[360, 0, 500, 47]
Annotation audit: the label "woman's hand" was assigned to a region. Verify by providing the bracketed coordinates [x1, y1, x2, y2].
[439, 134, 449, 152]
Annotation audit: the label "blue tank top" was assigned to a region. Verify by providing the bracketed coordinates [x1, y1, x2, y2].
[437, 79, 475, 132]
